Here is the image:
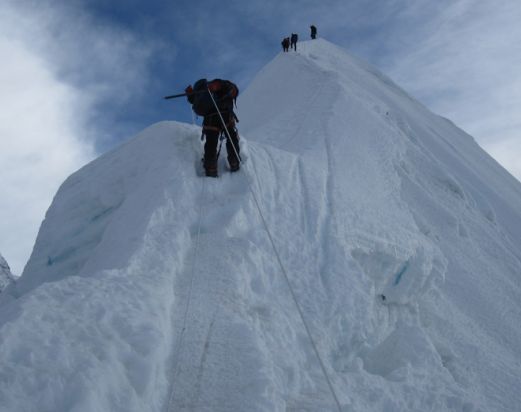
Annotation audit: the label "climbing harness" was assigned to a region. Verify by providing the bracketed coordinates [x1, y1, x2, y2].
[207, 87, 242, 164]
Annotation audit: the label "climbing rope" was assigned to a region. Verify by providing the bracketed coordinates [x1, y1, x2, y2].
[208, 90, 343, 412]
[207, 87, 242, 164]
[191, 105, 196, 125]
[245, 169, 343, 412]
[165, 176, 206, 412]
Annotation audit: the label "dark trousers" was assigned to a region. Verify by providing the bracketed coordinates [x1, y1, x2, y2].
[291, 41, 297, 51]
[202, 112, 240, 163]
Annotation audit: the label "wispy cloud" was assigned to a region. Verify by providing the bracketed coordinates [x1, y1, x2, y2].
[0, 1, 161, 274]
[484, 137, 521, 183]
[0, 35, 93, 275]
[380, 0, 521, 181]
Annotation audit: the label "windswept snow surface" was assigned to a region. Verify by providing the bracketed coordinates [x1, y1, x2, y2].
[1, 39, 521, 411]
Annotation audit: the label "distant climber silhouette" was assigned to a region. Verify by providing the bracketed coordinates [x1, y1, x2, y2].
[310, 25, 317, 39]
[291, 33, 298, 51]
[281, 37, 290, 52]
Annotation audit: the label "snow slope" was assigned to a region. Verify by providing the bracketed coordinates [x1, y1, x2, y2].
[1, 39, 520, 411]
[0, 254, 13, 292]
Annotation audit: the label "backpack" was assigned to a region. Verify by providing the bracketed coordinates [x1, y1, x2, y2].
[191, 79, 215, 116]
[190, 78, 239, 116]
[216, 80, 239, 110]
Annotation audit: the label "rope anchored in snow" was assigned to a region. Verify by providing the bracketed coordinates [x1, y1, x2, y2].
[208, 91, 344, 412]
[244, 176, 344, 412]
[165, 88, 343, 411]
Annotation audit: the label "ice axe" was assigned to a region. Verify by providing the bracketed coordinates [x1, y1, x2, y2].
[163, 89, 209, 100]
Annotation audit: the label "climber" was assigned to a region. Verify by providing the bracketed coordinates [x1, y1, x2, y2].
[281, 37, 290, 52]
[185, 79, 241, 177]
[310, 25, 317, 39]
[290, 33, 298, 51]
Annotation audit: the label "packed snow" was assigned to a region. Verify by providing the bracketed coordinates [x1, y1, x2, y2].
[1, 39, 520, 412]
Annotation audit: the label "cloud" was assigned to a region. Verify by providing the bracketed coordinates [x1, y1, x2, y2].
[379, 0, 521, 181]
[483, 138, 521, 183]
[0, 1, 162, 274]
[0, 36, 93, 275]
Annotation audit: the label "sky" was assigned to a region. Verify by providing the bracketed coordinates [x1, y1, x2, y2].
[1, 0, 520, 275]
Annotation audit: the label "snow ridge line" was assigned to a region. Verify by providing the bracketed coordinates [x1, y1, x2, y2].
[243, 163, 344, 412]
[247, 59, 344, 409]
[165, 176, 206, 412]
[286, 53, 328, 148]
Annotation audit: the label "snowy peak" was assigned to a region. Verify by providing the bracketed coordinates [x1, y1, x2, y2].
[240, 38, 521, 241]
[1, 39, 521, 412]
[239, 39, 418, 148]
[240, 38, 521, 409]
[0, 254, 13, 292]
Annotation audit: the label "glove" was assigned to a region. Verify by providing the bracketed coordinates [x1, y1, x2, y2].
[185, 85, 195, 104]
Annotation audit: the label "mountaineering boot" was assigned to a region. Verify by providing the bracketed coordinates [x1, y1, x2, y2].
[204, 156, 218, 177]
[228, 155, 240, 173]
